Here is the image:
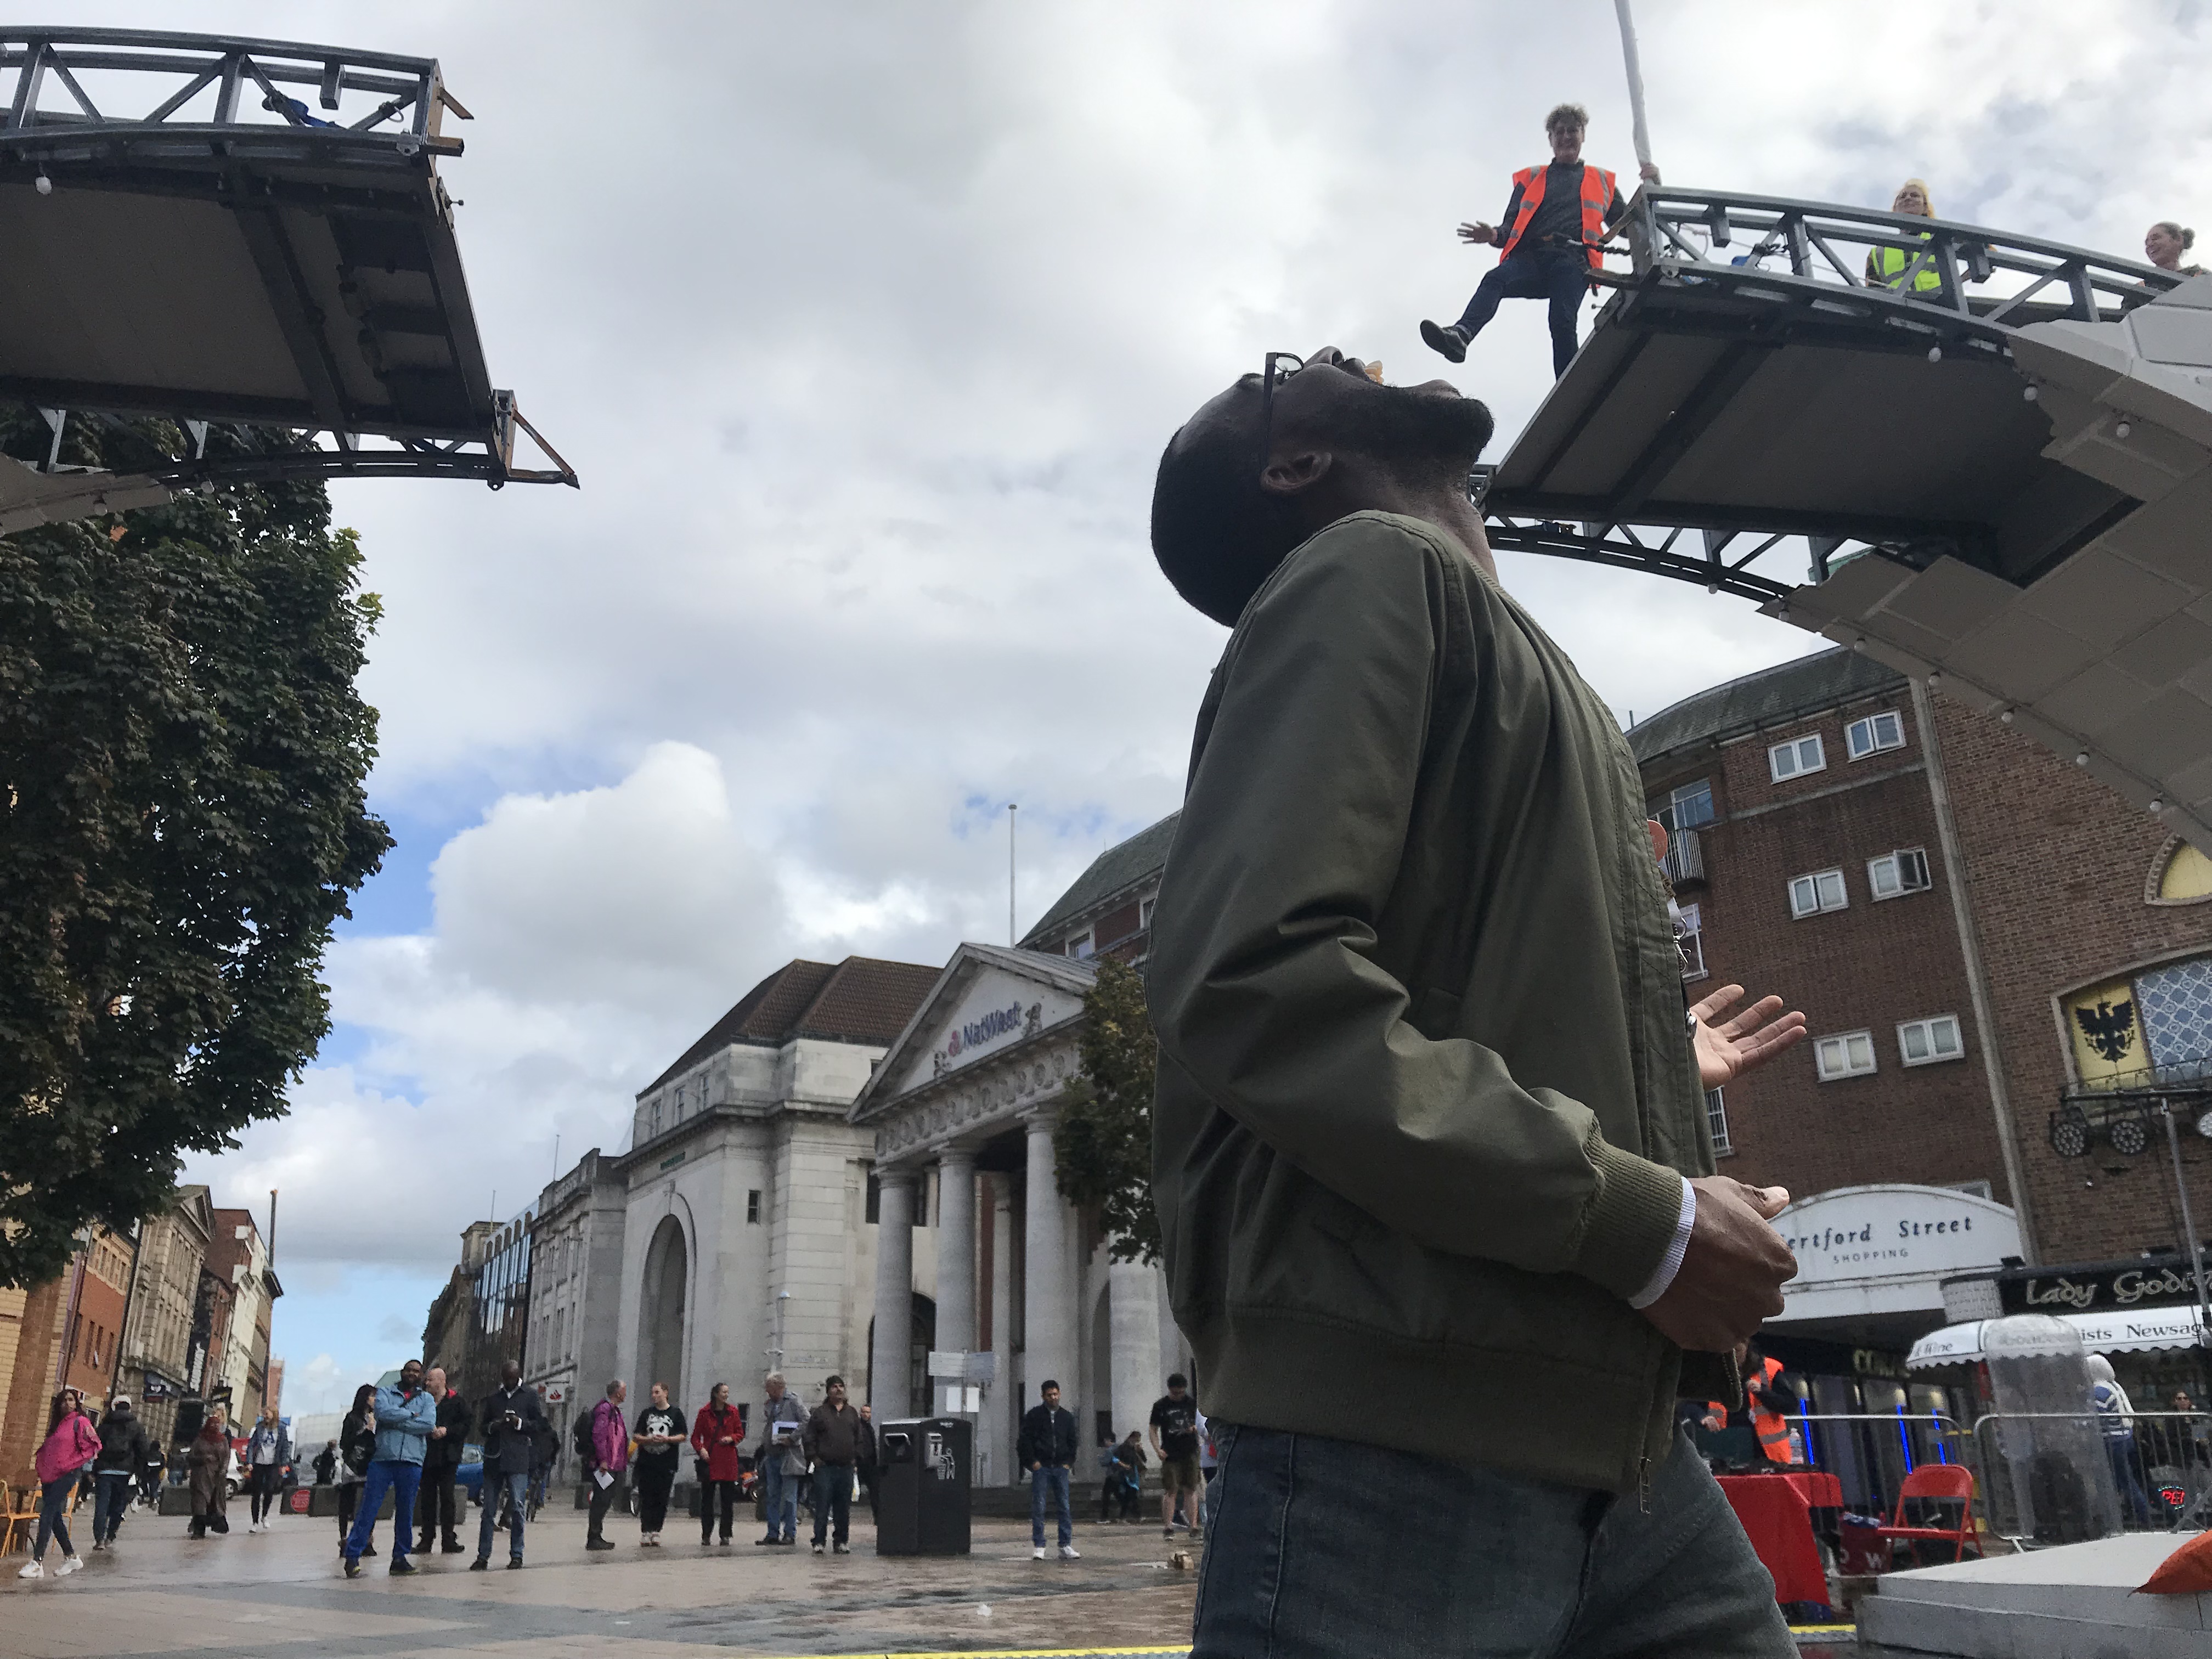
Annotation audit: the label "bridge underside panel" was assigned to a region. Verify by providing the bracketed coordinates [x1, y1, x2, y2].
[0, 145, 493, 439]
[1490, 290, 2135, 580]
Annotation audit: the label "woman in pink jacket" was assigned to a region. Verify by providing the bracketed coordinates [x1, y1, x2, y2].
[19, 1389, 101, 1579]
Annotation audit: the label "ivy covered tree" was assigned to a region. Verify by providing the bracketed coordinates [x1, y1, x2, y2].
[1053, 954, 1160, 1264]
[0, 409, 391, 1286]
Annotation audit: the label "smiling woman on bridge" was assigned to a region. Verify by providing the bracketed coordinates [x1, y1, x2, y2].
[1866, 178, 1944, 292]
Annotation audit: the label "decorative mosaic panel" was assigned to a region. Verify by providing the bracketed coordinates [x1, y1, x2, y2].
[2138, 956, 2212, 1073]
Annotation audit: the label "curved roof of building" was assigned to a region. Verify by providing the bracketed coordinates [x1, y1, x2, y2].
[1628, 646, 1904, 765]
[1021, 812, 1180, 945]
[643, 955, 941, 1094]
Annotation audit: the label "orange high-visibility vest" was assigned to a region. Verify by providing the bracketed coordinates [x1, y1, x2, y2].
[1499, 162, 1618, 271]
[1751, 1357, 1801, 1465]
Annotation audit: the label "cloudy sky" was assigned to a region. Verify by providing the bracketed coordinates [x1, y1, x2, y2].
[74, 0, 2202, 1412]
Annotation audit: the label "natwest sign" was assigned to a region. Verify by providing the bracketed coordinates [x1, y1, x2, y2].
[1773, 1184, 2022, 1325]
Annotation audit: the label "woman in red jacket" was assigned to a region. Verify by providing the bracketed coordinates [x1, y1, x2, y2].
[690, 1383, 746, 1547]
[20, 1390, 101, 1579]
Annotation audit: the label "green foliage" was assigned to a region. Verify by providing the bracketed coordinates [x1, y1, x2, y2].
[1053, 955, 1160, 1265]
[0, 409, 391, 1287]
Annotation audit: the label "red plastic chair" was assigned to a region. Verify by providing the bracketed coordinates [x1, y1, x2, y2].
[1871, 1464, 1980, 1565]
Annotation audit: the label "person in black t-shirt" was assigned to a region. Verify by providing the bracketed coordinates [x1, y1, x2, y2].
[1149, 1375, 1203, 1539]
[629, 1384, 687, 1546]
[1419, 103, 1657, 379]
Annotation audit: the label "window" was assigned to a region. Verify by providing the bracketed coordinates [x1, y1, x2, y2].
[865, 1172, 880, 1224]
[1815, 1030, 1878, 1081]
[1847, 710, 1905, 760]
[1705, 1088, 1734, 1156]
[1868, 848, 1931, 900]
[746, 1189, 762, 1223]
[1652, 778, 1715, 832]
[1788, 868, 1848, 918]
[1068, 932, 1094, 960]
[1139, 896, 1155, 930]
[1898, 1014, 1964, 1066]
[1768, 734, 1826, 781]
[1675, 902, 1707, 980]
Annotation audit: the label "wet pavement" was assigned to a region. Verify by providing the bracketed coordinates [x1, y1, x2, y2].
[0, 1505, 1922, 1656]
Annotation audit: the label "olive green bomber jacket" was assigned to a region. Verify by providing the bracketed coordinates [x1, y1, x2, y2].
[1148, 510, 1728, 1497]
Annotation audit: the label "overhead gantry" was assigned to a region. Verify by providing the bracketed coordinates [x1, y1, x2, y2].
[0, 26, 576, 531]
[1479, 187, 2212, 855]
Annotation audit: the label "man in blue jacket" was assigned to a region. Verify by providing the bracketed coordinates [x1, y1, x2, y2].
[341, 1358, 438, 1578]
[1018, 1380, 1080, 1561]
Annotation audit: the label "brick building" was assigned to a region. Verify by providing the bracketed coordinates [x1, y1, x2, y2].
[0, 1226, 138, 1489]
[116, 1187, 215, 1446]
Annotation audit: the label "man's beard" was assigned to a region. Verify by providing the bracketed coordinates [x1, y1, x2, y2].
[1331, 385, 1496, 490]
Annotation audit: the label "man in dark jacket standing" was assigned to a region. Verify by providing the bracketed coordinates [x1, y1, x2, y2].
[91, 1396, 155, 1549]
[1017, 1380, 1079, 1562]
[802, 1376, 871, 1555]
[471, 1361, 544, 1571]
[1145, 348, 1805, 1657]
[415, 1365, 470, 1554]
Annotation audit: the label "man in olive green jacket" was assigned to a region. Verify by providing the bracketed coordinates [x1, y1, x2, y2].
[1147, 347, 1805, 1657]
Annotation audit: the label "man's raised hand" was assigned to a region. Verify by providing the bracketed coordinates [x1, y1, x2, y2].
[1691, 984, 1807, 1088]
[1457, 221, 1496, 245]
[1639, 1178, 1796, 1353]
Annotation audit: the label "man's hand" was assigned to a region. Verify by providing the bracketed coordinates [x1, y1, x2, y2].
[1691, 984, 1807, 1088]
[1638, 1177, 1795, 1353]
[1457, 221, 1496, 245]
[431, 1427, 445, 1440]
[1638, 161, 1662, 184]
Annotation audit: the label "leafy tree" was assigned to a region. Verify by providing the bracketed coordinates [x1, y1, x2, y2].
[1053, 955, 1160, 1264]
[0, 410, 391, 1287]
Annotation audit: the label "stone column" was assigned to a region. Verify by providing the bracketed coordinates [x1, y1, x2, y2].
[1108, 1257, 1164, 1439]
[1022, 1112, 1074, 1409]
[987, 1173, 1015, 1484]
[869, 1169, 916, 1415]
[934, 1148, 978, 1414]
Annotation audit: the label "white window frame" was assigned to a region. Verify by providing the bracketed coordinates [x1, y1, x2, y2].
[1768, 733, 1826, 782]
[1676, 902, 1708, 980]
[1068, 931, 1094, 960]
[1897, 1014, 1965, 1067]
[1846, 709, 1906, 761]
[1788, 867, 1849, 918]
[1669, 778, 1716, 831]
[1705, 1087, 1734, 1156]
[1815, 1030, 1878, 1081]
[1866, 847, 1931, 901]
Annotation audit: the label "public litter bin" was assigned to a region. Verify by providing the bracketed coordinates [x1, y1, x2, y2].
[875, 1416, 970, 1556]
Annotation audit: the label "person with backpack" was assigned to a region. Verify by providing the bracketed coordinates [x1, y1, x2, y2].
[90, 1393, 156, 1550]
[580, 1379, 628, 1552]
[18, 1390, 101, 1578]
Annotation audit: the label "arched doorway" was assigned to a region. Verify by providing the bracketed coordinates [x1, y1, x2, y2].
[640, 1215, 687, 1401]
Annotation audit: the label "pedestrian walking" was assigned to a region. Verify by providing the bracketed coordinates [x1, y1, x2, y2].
[90, 1394, 155, 1550]
[134, 1434, 165, 1514]
[528, 1396, 557, 1520]
[244, 1407, 290, 1532]
[184, 1406, 232, 1539]
[754, 1372, 805, 1546]
[630, 1383, 686, 1545]
[1019, 1379, 1080, 1561]
[312, 1439, 338, 1485]
[803, 1375, 870, 1555]
[856, 1403, 880, 1520]
[470, 1361, 544, 1571]
[584, 1379, 628, 1552]
[414, 1365, 470, 1554]
[691, 1382, 745, 1547]
[340, 1359, 437, 1578]
[1148, 346, 1807, 1657]
[335, 1384, 377, 1556]
[17, 1390, 100, 1578]
[1150, 1375, 1203, 1538]
[2091, 1353, 2155, 1528]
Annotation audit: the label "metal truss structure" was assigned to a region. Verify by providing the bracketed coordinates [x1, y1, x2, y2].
[0, 27, 575, 512]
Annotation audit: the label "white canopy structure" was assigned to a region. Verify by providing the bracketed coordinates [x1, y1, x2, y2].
[1908, 1304, 2208, 1368]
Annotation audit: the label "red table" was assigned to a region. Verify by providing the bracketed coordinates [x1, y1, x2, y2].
[1716, 1474, 1829, 1606]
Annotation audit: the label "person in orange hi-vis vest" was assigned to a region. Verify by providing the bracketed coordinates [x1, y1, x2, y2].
[1420, 103, 1658, 379]
[1743, 1344, 1804, 1466]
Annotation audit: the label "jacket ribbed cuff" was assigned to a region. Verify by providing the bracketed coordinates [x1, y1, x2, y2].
[1572, 1136, 1694, 1301]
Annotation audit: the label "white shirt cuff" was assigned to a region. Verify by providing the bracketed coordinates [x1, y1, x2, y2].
[1627, 1177, 1697, 1310]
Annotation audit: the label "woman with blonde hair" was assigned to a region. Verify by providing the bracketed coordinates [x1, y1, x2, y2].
[1867, 178, 1943, 293]
[2146, 221, 2204, 277]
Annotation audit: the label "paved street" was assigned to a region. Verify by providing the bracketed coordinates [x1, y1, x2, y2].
[0, 1508, 1207, 1659]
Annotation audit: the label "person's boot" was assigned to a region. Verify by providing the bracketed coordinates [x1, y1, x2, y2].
[469, 1556, 489, 1571]
[1420, 319, 1470, 364]
[586, 1533, 615, 1551]
[441, 1532, 464, 1554]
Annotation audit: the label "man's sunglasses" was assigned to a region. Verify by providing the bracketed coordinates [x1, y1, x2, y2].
[1259, 351, 1305, 468]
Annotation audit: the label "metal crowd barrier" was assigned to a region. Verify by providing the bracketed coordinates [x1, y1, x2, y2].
[1788, 1412, 1973, 1516]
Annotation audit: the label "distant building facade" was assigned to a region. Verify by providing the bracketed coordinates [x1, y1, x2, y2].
[423, 1215, 534, 1406]
[524, 1151, 625, 1452]
[208, 1209, 280, 1425]
[117, 1186, 216, 1445]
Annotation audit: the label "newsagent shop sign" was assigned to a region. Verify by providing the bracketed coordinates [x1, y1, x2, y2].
[1773, 1183, 2022, 1324]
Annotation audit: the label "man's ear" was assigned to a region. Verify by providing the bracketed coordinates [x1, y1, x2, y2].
[1260, 448, 1333, 498]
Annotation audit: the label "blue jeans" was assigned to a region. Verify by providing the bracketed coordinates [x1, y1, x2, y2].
[93, 1470, 134, 1543]
[1453, 246, 1592, 378]
[1193, 1425, 1791, 1658]
[761, 1458, 798, 1541]
[32, 1478, 74, 1560]
[1030, 1465, 1072, 1548]
[478, 1469, 528, 1561]
[343, 1460, 423, 1563]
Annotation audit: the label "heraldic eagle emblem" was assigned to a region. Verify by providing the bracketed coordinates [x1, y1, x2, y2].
[2075, 997, 2138, 1064]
